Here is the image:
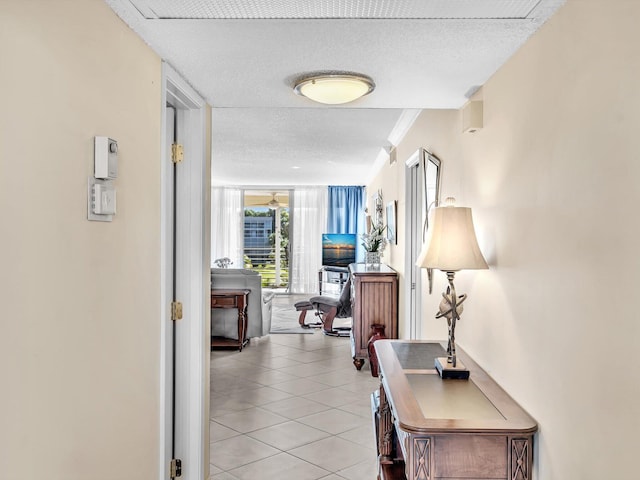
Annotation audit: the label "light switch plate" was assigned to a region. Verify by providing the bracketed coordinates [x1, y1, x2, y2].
[87, 177, 114, 222]
[93, 183, 116, 215]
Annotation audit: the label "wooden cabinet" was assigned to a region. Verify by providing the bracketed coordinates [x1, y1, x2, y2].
[348, 263, 398, 370]
[373, 340, 537, 480]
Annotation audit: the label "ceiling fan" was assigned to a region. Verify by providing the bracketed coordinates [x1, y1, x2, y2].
[268, 192, 282, 208]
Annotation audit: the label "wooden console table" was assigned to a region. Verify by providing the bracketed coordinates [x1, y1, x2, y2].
[210, 288, 250, 351]
[373, 340, 537, 480]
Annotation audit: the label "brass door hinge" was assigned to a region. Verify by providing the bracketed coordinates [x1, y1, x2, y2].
[171, 301, 183, 321]
[171, 143, 184, 164]
[170, 458, 182, 478]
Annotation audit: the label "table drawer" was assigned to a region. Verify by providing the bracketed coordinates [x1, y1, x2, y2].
[211, 296, 237, 307]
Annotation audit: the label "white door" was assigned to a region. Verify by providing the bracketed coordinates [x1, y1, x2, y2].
[406, 153, 424, 339]
[161, 63, 208, 480]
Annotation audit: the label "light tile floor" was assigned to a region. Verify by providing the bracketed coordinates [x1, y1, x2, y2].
[209, 298, 380, 480]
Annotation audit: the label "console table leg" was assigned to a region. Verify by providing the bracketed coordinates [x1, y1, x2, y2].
[379, 384, 394, 464]
[353, 358, 365, 370]
[238, 300, 248, 352]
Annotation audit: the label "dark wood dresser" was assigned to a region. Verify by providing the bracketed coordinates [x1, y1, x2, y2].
[373, 340, 537, 480]
[348, 263, 398, 370]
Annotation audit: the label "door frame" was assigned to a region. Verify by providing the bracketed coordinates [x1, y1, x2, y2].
[404, 148, 442, 341]
[160, 62, 209, 480]
[405, 150, 424, 340]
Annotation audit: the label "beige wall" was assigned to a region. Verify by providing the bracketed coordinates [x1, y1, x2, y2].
[368, 0, 640, 477]
[0, 1, 163, 478]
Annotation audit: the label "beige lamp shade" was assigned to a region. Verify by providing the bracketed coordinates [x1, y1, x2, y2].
[416, 205, 488, 272]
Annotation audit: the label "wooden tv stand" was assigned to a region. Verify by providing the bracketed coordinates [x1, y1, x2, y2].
[372, 340, 537, 480]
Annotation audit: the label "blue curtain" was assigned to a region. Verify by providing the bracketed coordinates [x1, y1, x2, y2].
[327, 186, 366, 261]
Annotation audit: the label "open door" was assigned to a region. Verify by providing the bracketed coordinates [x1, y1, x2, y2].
[161, 63, 208, 480]
[406, 151, 424, 340]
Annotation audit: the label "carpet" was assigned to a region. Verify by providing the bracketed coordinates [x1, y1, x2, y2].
[269, 304, 315, 334]
[270, 302, 352, 334]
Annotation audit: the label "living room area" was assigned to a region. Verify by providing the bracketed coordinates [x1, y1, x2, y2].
[210, 185, 369, 327]
[209, 183, 394, 478]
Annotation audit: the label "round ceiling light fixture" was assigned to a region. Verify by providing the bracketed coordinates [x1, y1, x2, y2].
[294, 72, 375, 105]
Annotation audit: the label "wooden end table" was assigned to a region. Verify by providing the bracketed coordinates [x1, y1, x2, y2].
[210, 288, 250, 351]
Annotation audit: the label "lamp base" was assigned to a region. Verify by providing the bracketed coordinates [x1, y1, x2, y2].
[435, 357, 470, 380]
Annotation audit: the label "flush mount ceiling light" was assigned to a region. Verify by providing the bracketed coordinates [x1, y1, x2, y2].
[294, 73, 375, 105]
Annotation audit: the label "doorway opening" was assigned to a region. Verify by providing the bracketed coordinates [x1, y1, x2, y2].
[243, 190, 291, 293]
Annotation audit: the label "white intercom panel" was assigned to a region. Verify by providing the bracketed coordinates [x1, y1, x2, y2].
[89, 136, 118, 222]
[94, 136, 118, 179]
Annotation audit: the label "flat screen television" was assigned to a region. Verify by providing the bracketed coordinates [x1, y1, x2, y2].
[322, 233, 357, 267]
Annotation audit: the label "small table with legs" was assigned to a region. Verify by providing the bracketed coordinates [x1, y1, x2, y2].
[210, 288, 250, 351]
[318, 266, 349, 295]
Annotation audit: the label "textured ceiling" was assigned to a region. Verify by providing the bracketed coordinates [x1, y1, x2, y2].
[211, 108, 403, 185]
[105, 0, 565, 186]
[127, 0, 542, 19]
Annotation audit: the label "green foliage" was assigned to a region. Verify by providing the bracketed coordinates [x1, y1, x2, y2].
[362, 221, 387, 252]
[244, 209, 272, 217]
[268, 209, 290, 259]
[254, 263, 289, 287]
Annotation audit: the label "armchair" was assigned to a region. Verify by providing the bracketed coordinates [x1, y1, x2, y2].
[295, 276, 352, 337]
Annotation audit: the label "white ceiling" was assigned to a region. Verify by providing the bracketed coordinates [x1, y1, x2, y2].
[105, 0, 565, 185]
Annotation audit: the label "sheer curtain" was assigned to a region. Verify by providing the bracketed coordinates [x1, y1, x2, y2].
[211, 187, 243, 268]
[327, 186, 366, 261]
[291, 187, 328, 293]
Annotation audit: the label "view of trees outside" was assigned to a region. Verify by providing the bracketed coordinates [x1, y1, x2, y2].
[243, 207, 290, 288]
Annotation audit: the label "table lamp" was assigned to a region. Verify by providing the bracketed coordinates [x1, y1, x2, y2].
[416, 198, 488, 379]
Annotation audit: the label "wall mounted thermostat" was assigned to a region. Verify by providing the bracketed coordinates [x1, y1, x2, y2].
[94, 136, 118, 179]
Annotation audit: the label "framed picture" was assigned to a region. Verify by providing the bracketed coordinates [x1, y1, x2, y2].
[386, 200, 397, 244]
[373, 190, 384, 226]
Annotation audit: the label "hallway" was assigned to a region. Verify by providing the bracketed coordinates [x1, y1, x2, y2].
[209, 317, 380, 479]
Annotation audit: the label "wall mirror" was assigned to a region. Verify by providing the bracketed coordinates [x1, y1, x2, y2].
[423, 150, 441, 293]
[386, 200, 397, 244]
[423, 150, 441, 235]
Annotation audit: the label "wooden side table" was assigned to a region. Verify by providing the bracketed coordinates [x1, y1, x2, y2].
[210, 288, 250, 351]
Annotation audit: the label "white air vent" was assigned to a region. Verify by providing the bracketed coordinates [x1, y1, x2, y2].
[128, 0, 542, 19]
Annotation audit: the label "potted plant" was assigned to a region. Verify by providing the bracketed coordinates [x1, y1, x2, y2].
[362, 221, 387, 266]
